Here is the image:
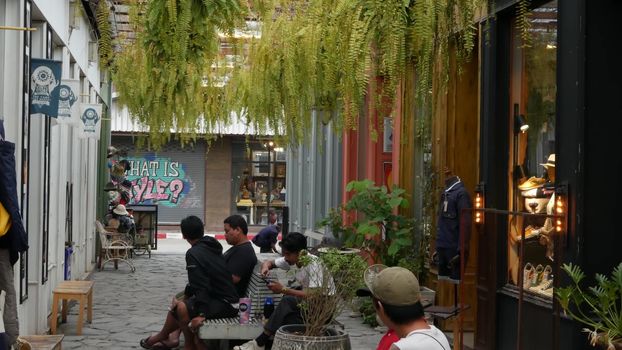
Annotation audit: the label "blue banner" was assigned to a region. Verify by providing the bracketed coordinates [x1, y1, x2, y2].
[30, 58, 62, 117]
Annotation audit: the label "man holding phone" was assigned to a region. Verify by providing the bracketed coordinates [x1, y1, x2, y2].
[234, 232, 334, 350]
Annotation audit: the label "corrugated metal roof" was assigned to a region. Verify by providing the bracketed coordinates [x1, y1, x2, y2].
[110, 96, 275, 136]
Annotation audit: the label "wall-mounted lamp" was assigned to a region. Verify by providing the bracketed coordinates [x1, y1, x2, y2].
[474, 182, 485, 225]
[554, 184, 568, 233]
[514, 104, 529, 134]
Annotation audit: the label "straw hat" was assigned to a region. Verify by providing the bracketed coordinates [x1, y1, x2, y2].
[113, 204, 129, 216]
[540, 154, 555, 169]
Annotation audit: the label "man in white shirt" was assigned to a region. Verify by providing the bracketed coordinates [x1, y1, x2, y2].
[234, 232, 332, 350]
[356, 266, 451, 350]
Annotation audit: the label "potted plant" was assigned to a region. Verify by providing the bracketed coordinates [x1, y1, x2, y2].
[556, 262, 622, 350]
[272, 248, 367, 350]
[318, 180, 436, 326]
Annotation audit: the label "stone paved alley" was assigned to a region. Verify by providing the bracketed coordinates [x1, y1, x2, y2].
[55, 239, 384, 349]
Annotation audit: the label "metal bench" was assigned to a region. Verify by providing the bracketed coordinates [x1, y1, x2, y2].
[198, 264, 282, 348]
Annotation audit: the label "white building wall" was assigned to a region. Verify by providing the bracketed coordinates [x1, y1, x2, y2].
[0, 0, 105, 336]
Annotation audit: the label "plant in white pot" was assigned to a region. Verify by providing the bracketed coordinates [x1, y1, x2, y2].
[556, 262, 622, 350]
[271, 248, 367, 350]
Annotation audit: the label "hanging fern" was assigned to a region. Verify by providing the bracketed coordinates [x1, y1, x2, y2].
[113, 0, 493, 147]
[112, 0, 245, 148]
[96, 0, 113, 67]
[516, 0, 532, 48]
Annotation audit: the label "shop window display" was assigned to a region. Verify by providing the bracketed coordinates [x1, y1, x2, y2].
[232, 140, 286, 225]
[507, 1, 557, 299]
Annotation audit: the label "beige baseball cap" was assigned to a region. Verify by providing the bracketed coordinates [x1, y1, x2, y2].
[356, 265, 421, 306]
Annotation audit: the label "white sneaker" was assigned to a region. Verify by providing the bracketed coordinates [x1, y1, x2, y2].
[233, 340, 264, 350]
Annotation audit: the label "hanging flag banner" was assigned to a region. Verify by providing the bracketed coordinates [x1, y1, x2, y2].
[29, 58, 62, 117]
[77, 103, 102, 140]
[56, 79, 80, 124]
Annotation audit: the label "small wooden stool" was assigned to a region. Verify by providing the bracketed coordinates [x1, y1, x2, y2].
[18, 335, 64, 350]
[50, 281, 94, 335]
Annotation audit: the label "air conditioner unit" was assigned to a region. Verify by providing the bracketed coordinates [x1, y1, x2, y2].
[88, 41, 98, 63]
[69, 2, 80, 30]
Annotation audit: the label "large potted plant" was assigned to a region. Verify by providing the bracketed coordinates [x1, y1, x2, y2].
[556, 262, 622, 350]
[318, 180, 435, 325]
[272, 248, 367, 350]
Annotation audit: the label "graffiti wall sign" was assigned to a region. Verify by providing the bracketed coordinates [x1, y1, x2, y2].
[125, 156, 199, 208]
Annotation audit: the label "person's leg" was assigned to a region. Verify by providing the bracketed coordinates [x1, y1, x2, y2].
[237, 295, 302, 349]
[141, 311, 181, 348]
[0, 249, 18, 345]
[264, 295, 302, 334]
[160, 293, 188, 348]
[174, 300, 195, 350]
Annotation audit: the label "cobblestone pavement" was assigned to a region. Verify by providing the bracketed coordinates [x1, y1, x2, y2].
[57, 249, 383, 349]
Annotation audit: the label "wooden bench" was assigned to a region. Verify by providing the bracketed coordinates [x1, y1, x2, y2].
[18, 335, 64, 350]
[198, 264, 282, 348]
[50, 281, 94, 336]
[95, 221, 135, 272]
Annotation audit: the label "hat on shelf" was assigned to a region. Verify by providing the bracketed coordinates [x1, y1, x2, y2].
[113, 204, 129, 216]
[356, 265, 421, 306]
[540, 154, 555, 169]
[520, 187, 549, 198]
[518, 176, 546, 191]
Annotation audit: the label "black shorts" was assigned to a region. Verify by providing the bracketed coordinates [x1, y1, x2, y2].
[437, 247, 461, 283]
[182, 296, 237, 319]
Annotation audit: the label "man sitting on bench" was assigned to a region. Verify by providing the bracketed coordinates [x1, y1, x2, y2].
[140, 216, 239, 350]
[234, 232, 333, 350]
[159, 215, 258, 349]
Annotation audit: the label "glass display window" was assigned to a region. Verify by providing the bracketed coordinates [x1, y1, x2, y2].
[231, 138, 287, 225]
[507, 1, 558, 299]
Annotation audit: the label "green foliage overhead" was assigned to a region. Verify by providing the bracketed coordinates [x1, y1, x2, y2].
[113, 0, 486, 148]
[112, 0, 245, 148]
[96, 0, 113, 67]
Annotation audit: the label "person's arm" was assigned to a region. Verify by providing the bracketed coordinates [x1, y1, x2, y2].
[261, 259, 276, 276]
[267, 280, 307, 298]
[184, 251, 209, 297]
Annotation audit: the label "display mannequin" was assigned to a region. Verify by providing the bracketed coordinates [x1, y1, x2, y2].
[436, 168, 472, 283]
[534, 154, 555, 260]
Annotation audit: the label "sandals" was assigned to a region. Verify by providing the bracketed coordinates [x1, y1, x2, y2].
[140, 336, 172, 350]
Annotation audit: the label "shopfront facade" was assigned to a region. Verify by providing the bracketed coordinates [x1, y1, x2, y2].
[1, 0, 107, 337]
[110, 132, 287, 230]
[476, 0, 622, 349]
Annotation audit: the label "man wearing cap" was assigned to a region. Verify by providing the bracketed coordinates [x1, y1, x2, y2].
[357, 266, 450, 350]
